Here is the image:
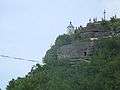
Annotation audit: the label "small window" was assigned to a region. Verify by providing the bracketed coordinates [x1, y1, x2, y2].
[84, 52, 87, 56]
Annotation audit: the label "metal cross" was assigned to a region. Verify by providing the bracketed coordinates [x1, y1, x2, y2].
[104, 9, 106, 20]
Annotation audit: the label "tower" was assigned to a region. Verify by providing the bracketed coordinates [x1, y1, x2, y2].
[67, 21, 74, 35]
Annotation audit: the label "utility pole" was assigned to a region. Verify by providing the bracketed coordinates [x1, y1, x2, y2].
[104, 9, 106, 20]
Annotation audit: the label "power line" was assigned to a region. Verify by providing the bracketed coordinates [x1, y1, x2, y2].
[0, 54, 40, 63]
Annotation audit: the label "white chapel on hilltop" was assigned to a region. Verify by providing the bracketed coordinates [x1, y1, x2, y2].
[67, 21, 74, 35]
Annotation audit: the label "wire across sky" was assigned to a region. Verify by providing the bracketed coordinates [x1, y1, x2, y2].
[0, 54, 40, 63]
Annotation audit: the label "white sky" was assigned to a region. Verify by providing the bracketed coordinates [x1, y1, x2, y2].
[0, 0, 120, 89]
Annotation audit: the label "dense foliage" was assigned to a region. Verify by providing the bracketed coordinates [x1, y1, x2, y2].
[55, 34, 72, 47]
[6, 19, 120, 90]
[44, 34, 72, 64]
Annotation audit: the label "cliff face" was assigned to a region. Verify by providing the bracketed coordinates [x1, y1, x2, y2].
[80, 23, 112, 39]
[57, 19, 120, 60]
[57, 41, 94, 59]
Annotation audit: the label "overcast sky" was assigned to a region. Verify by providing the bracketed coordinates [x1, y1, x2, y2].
[0, 0, 120, 89]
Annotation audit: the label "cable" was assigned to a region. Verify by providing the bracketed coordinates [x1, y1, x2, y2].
[0, 54, 40, 63]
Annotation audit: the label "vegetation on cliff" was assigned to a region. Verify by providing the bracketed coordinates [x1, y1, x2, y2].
[6, 18, 120, 90]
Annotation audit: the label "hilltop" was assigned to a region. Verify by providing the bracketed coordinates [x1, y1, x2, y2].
[6, 16, 120, 90]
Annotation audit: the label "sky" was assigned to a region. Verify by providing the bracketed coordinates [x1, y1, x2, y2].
[0, 0, 120, 89]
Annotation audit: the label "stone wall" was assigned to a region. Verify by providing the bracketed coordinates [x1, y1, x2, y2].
[79, 22, 113, 39]
[57, 41, 94, 59]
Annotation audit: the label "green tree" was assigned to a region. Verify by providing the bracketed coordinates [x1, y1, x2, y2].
[55, 34, 72, 47]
